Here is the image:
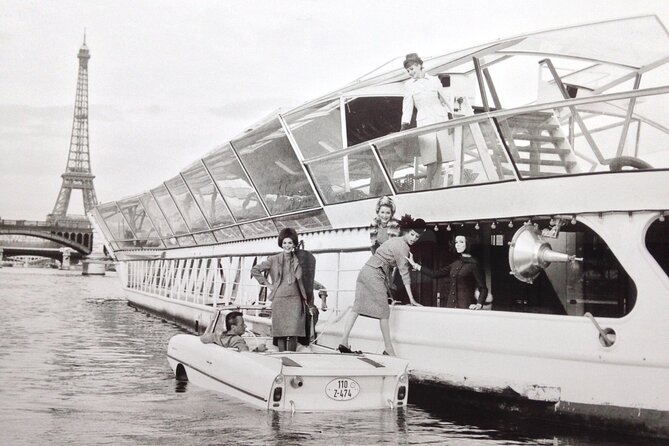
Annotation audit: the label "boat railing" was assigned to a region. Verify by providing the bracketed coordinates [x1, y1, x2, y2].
[303, 86, 669, 196]
[124, 251, 366, 311]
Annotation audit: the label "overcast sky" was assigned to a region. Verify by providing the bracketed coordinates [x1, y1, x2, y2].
[1, 0, 668, 220]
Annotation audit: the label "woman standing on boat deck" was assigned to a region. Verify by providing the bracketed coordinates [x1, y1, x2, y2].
[401, 53, 454, 189]
[407, 235, 488, 309]
[370, 196, 396, 253]
[251, 228, 307, 352]
[338, 215, 426, 356]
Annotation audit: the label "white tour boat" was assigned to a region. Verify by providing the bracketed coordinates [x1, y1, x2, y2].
[167, 308, 410, 411]
[90, 16, 669, 438]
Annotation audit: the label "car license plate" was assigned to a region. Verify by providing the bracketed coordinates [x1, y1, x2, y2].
[325, 378, 360, 401]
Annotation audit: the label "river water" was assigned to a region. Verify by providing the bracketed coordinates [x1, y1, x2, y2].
[0, 267, 662, 446]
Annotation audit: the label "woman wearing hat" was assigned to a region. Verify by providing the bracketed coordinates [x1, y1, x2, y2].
[401, 53, 454, 189]
[338, 215, 426, 356]
[252, 227, 308, 352]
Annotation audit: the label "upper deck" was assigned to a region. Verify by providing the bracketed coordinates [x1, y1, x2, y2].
[92, 16, 669, 252]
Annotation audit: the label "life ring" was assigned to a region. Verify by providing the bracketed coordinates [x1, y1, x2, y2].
[607, 156, 652, 171]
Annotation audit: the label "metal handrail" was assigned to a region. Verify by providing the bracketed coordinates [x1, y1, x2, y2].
[302, 85, 669, 165]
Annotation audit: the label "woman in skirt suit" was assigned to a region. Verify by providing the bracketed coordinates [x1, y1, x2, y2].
[251, 228, 307, 352]
[338, 215, 426, 356]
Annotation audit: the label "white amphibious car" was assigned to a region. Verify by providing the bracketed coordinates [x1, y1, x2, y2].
[167, 309, 410, 411]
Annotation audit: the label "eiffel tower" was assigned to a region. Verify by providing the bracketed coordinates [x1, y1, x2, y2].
[47, 34, 98, 223]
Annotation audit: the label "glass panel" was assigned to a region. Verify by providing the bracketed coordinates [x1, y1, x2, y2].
[273, 209, 331, 233]
[203, 144, 267, 222]
[138, 193, 177, 247]
[213, 226, 244, 243]
[344, 97, 403, 147]
[307, 146, 391, 204]
[177, 235, 196, 247]
[150, 185, 189, 235]
[97, 202, 134, 241]
[377, 118, 514, 193]
[232, 118, 318, 215]
[181, 162, 234, 228]
[282, 100, 343, 159]
[239, 220, 278, 239]
[501, 16, 669, 70]
[117, 197, 162, 243]
[193, 232, 217, 245]
[165, 176, 209, 232]
[91, 208, 115, 246]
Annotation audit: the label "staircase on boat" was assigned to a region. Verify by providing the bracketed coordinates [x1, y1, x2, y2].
[496, 111, 582, 177]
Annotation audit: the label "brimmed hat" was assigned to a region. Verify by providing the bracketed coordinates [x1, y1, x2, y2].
[399, 214, 427, 232]
[278, 227, 298, 247]
[403, 53, 423, 69]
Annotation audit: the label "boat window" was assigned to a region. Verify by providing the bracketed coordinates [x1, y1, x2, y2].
[97, 202, 135, 242]
[181, 162, 234, 228]
[495, 91, 669, 179]
[117, 197, 163, 248]
[345, 97, 403, 147]
[239, 220, 278, 239]
[375, 118, 515, 193]
[193, 231, 217, 245]
[150, 184, 189, 235]
[646, 216, 669, 277]
[137, 193, 178, 247]
[499, 16, 669, 71]
[176, 235, 196, 247]
[282, 100, 343, 159]
[202, 144, 268, 222]
[410, 220, 636, 318]
[273, 209, 331, 233]
[232, 119, 318, 215]
[164, 176, 210, 233]
[307, 146, 392, 204]
[213, 226, 244, 243]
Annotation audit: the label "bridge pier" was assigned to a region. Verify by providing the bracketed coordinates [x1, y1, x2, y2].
[60, 248, 71, 270]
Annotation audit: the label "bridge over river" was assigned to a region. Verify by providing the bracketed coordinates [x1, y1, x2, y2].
[0, 219, 93, 265]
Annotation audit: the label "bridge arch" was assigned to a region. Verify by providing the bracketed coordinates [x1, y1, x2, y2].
[0, 229, 91, 254]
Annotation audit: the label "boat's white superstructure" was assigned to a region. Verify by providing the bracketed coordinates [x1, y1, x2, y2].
[167, 310, 410, 411]
[90, 16, 669, 437]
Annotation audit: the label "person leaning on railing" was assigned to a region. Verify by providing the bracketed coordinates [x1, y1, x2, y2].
[338, 215, 425, 356]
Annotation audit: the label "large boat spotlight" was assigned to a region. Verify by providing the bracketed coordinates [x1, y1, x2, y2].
[508, 223, 583, 284]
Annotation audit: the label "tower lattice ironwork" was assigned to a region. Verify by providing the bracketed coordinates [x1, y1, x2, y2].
[48, 34, 98, 223]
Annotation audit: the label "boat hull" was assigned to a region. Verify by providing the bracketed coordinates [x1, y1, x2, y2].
[167, 334, 409, 411]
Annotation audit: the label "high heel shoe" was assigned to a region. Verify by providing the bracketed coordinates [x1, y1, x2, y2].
[337, 344, 353, 354]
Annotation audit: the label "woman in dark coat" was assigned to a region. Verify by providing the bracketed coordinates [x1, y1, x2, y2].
[408, 235, 488, 309]
[338, 215, 425, 356]
[251, 228, 307, 352]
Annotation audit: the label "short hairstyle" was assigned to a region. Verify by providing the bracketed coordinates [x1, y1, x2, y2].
[454, 235, 472, 254]
[225, 311, 243, 331]
[278, 227, 299, 248]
